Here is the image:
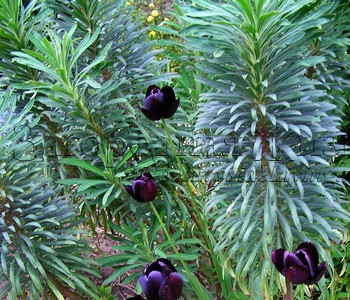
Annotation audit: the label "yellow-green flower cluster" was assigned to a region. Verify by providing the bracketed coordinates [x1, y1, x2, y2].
[149, 30, 156, 38]
[147, 2, 159, 38]
[147, 3, 159, 23]
[146, 2, 171, 39]
[170, 61, 176, 73]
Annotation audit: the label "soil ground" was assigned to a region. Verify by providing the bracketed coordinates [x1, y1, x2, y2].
[87, 227, 139, 300]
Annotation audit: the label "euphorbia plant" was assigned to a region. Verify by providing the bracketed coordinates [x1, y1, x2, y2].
[176, 0, 350, 298]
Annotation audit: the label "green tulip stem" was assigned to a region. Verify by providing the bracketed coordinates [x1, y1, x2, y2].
[149, 202, 209, 300]
[161, 119, 188, 180]
[285, 278, 293, 300]
[300, 286, 304, 300]
[149, 202, 189, 271]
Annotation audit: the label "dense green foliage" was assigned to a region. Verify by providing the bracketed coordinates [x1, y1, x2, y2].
[177, 0, 350, 297]
[0, 91, 99, 299]
[0, 0, 349, 299]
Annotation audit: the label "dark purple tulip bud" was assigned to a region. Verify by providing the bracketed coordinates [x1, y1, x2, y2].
[125, 172, 157, 203]
[271, 241, 327, 285]
[140, 85, 180, 121]
[139, 258, 183, 300]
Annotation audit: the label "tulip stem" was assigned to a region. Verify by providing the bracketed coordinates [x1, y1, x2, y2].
[161, 119, 188, 180]
[300, 286, 304, 300]
[285, 278, 293, 300]
[149, 202, 190, 273]
[149, 201, 209, 299]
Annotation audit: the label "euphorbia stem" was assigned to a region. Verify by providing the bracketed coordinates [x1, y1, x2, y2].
[161, 118, 225, 294]
[161, 118, 202, 230]
[285, 278, 293, 300]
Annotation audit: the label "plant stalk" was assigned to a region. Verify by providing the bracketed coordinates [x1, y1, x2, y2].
[285, 278, 293, 300]
[149, 201, 208, 299]
[161, 118, 225, 295]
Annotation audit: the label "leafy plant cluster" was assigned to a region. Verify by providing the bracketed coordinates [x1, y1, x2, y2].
[0, 0, 349, 299]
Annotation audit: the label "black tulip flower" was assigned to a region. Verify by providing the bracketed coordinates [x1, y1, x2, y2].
[140, 85, 180, 121]
[271, 241, 327, 285]
[139, 258, 183, 300]
[125, 172, 157, 203]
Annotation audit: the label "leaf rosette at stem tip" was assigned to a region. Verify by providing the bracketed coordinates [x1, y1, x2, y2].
[125, 171, 157, 202]
[139, 258, 183, 300]
[271, 241, 327, 285]
[140, 85, 180, 121]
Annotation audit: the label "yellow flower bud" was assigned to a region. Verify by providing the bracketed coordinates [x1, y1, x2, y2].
[126, 1, 131, 6]
[147, 15, 154, 22]
[149, 30, 156, 38]
[148, 2, 155, 9]
[151, 10, 159, 17]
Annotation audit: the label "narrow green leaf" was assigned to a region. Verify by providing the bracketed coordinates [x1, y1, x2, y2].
[47, 279, 65, 300]
[137, 156, 167, 169]
[101, 184, 115, 207]
[236, 0, 255, 24]
[1, 251, 7, 274]
[116, 145, 139, 170]
[103, 264, 143, 285]
[77, 179, 110, 192]
[61, 158, 105, 177]
[26, 263, 43, 292]
[14, 251, 26, 271]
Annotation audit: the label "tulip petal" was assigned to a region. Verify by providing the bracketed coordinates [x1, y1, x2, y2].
[139, 180, 157, 202]
[144, 261, 163, 276]
[139, 274, 150, 298]
[132, 179, 145, 194]
[296, 250, 316, 278]
[156, 258, 178, 273]
[284, 264, 310, 284]
[163, 98, 180, 119]
[284, 252, 304, 270]
[140, 270, 164, 300]
[306, 261, 327, 285]
[271, 249, 287, 274]
[143, 171, 155, 181]
[125, 185, 134, 197]
[140, 107, 162, 121]
[146, 85, 160, 98]
[295, 242, 319, 268]
[144, 88, 165, 117]
[161, 86, 179, 119]
[130, 179, 146, 202]
[161, 86, 176, 103]
[158, 272, 183, 300]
